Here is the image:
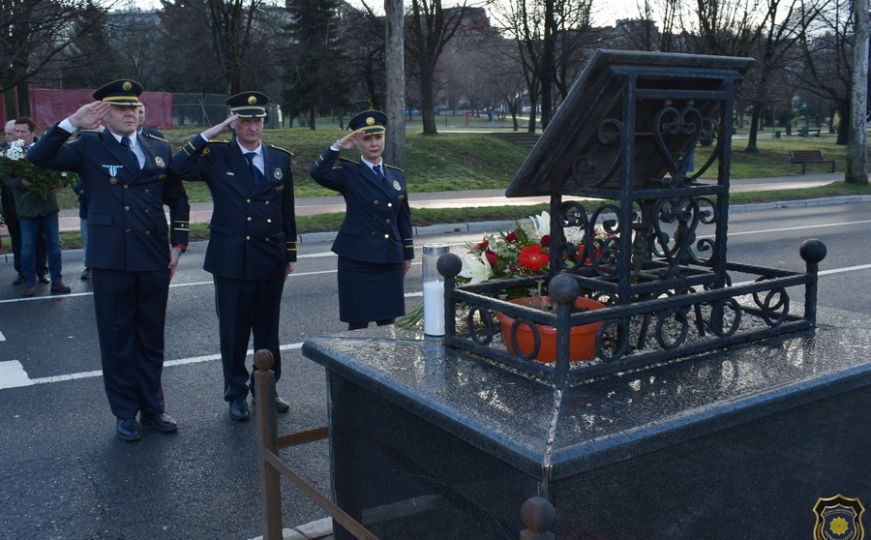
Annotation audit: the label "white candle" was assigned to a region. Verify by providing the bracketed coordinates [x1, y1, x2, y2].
[423, 280, 445, 336]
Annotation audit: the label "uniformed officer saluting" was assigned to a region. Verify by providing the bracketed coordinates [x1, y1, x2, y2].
[170, 92, 297, 422]
[27, 79, 190, 442]
[309, 110, 414, 330]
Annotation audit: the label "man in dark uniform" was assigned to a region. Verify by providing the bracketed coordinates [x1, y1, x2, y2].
[309, 110, 414, 330]
[137, 103, 164, 139]
[27, 79, 190, 442]
[170, 91, 297, 422]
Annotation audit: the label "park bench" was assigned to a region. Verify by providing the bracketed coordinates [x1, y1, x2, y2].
[789, 149, 836, 174]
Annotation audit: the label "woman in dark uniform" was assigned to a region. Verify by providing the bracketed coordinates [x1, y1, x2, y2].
[309, 110, 414, 330]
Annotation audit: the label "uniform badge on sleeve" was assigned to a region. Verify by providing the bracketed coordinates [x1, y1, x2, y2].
[813, 494, 865, 540]
[393, 180, 401, 191]
[155, 156, 166, 168]
[274, 168, 283, 180]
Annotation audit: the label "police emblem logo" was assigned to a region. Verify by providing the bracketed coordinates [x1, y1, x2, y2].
[814, 495, 865, 540]
[274, 168, 283, 180]
[122, 81, 132, 91]
[154, 156, 166, 168]
[247, 95, 257, 105]
[366, 116, 375, 126]
[392, 180, 401, 191]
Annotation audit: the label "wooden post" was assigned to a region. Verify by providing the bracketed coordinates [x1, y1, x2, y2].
[254, 349, 283, 540]
[520, 497, 556, 540]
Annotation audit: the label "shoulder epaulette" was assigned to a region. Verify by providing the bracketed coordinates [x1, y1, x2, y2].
[206, 140, 229, 145]
[385, 163, 404, 172]
[144, 132, 168, 143]
[268, 144, 294, 157]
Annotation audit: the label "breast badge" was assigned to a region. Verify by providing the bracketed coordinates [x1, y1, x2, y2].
[274, 168, 283, 180]
[154, 156, 165, 168]
[393, 180, 401, 191]
[813, 495, 865, 540]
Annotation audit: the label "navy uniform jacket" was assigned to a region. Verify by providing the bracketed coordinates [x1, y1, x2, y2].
[309, 149, 413, 264]
[27, 126, 189, 271]
[170, 135, 297, 281]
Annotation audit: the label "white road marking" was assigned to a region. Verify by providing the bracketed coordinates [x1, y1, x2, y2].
[0, 361, 32, 390]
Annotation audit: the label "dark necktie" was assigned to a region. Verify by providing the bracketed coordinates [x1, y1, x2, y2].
[121, 136, 140, 170]
[245, 152, 263, 187]
[374, 164, 388, 187]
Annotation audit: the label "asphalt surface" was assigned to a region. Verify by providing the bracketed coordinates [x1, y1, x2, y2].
[2, 176, 871, 539]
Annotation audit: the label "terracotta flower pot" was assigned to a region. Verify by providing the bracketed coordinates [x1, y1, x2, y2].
[495, 297, 605, 362]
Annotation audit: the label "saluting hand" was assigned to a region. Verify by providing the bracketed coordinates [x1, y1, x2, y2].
[201, 114, 239, 141]
[335, 130, 364, 150]
[69, 102, 112, 131]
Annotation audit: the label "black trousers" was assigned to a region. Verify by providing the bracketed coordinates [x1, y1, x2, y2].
[92, 268, 169, 419]
[214, 275, 285, 401]
[1, 185, 47, 276]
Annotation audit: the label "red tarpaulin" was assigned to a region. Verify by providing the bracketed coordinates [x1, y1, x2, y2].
[28, 88, 174, 132]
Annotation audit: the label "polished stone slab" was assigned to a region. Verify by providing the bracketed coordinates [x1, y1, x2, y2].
[302, 308, 871, 538]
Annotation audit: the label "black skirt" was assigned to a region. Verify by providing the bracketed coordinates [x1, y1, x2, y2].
[337, 256, 406, 323]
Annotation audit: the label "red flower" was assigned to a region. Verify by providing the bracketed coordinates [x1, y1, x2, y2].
[475, 238, 489, 251]
[505, 230, 518, 242]
[484, 249, 498, 267]
[518, 245, 549, 272]
[540, 234, 551, 247]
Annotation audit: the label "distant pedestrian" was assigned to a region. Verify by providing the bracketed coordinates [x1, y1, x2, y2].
[170, 91, 297, 423]
[2, 117, 70, 297]
[27, 79, 190, 443]
[309, 110, 414, 330]
[137, 103, 164, 139]
[1, 119, 47, 286]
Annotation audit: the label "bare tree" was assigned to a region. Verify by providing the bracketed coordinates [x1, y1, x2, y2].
[0, 0, 108, 114]
[795, 0, 853, 145]
[847, 0, 869, 184]
[164, 0, 263, 95]
[407, 0, 469, 135]
[384, 0, 406, 167]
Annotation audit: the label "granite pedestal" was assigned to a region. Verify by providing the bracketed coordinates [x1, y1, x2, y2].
[301, 308, 871, 539]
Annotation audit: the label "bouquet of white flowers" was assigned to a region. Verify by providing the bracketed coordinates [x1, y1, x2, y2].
[0, 139, 76, 198]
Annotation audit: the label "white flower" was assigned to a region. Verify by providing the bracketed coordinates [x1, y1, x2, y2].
[4, 139, 25, 161]
[528, 210, 550, 239]
[459, 252, 493, 284]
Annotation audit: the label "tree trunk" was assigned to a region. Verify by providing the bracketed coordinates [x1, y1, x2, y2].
[846, 0, 870, 184]
[527, 97, 538, 133]
[420, 69, 438, 135]
[540, 0, 555, 129]
[309, 105, 317, 131]
[384, 0, 406, 167]
[745, 104, 760, 153]
[836, 101, 849, 145]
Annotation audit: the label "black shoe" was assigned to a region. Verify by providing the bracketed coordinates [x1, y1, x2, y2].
[12, 275, 24, 286]
[139, 412, 178, 433]
[116, 418, 142, 442]
[252, 395, 290, 414]
[50, 281, 72, 294]
[38, 275, 50, 284]
[228, 398, 249, 422]
[80, 268, 91, 280]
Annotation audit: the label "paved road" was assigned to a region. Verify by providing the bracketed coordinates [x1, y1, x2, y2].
[51, 173, 842, 234]
[2, 198, 870, 539]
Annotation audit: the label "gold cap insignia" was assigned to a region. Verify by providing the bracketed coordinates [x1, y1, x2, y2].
[366, 117, 375, 126]
[247, 95, 257, 105]
[122, 81, 132, 91]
